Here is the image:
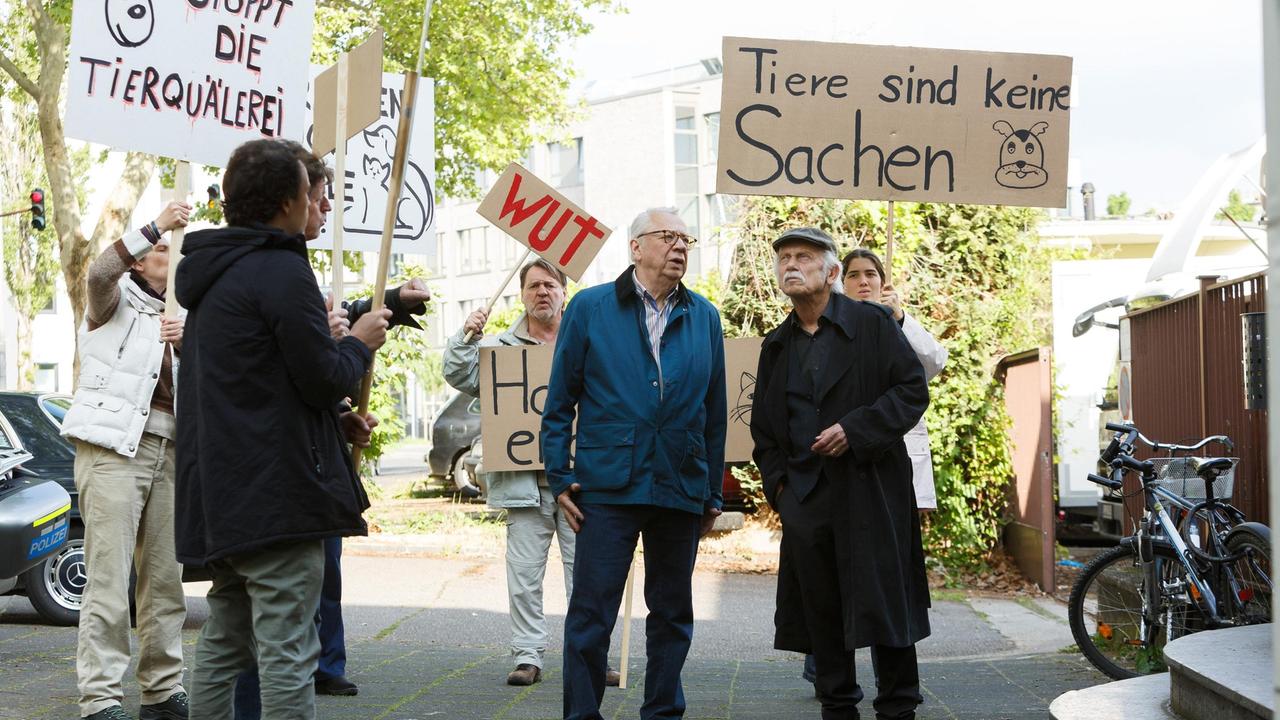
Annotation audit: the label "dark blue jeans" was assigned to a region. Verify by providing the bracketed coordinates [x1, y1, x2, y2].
[233, 536, 346, 719]
[562, 503, 701, 720]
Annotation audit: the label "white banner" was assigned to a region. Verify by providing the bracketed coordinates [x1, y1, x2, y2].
[66, 0, 315, 167]
[304, 72, 437, 256]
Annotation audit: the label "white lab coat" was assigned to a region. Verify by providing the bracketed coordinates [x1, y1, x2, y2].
[900, 312, 948, 509]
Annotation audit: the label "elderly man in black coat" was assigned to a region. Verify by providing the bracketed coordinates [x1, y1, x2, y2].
[751, 227, 931, 720]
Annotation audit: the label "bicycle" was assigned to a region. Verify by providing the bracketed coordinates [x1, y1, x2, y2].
[1066, 422, 1272, 680]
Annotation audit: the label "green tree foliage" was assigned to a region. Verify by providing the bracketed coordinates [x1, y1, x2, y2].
[1216, 189, 1257, 223]
[0, 102, 59, 389]
[312, 0, 620, 199]
[348, 265, 442, 478]
[1106, 192, 1131, 217]
[724, 197, 1064, 568]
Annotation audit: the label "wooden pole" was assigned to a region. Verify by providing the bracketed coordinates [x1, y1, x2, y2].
[331, 53, 350, 302]
[164, 161, 190, 317]
[618, 551, 637, 689]
[352, 1, 433, 470]
[884, 200, 895, 284]
[461, 248, 534, 343]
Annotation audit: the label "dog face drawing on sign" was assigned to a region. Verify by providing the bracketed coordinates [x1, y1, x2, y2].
[993, 121, 1049, 189]
[105, 0, 155, 48]
[729, 372, 755, 426]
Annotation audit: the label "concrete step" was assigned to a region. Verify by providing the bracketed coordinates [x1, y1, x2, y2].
[1048, 672, 1178, 720]
[1165, 624, 1273, 720]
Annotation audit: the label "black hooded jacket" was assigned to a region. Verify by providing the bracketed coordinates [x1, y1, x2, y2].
[174, 224, 372, 566]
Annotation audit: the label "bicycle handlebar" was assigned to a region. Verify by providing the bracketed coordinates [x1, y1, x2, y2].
[1087, 472, 1123, 491]
[1103, 423, 1234, 454]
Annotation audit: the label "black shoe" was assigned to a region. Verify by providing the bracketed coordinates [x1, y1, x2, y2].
[139, 691, 188, 720]
[86, 706, 135, 720]
[315, 675, 359, 696]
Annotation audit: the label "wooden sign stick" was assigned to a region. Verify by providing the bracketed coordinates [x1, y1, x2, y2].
[461, 248, 534, 343]
[884, 200, 895, 284]
[352, 2, 433, 471]
[618, 551, 637, 689]
[331, 53, 350, 302]
[164, 161, 191, 317]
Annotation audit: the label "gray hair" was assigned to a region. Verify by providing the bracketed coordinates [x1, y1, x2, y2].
[775, 248, 844, 294]
[629, 206, 681, 240]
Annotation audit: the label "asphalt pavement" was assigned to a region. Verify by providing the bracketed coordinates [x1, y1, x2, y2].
[0, 550, 1108, 720]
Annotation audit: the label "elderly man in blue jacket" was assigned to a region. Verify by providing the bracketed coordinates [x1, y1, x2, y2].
[542, 206, 727, 720]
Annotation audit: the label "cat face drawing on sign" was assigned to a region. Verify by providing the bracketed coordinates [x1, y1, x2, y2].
[730, 371, 755, 425]
[335, 122, 435, 244]
[105, 0, 155, 48]
[993, 121, 1049, 189]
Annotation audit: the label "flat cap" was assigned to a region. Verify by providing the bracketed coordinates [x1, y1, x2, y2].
[772, 227, 838, 254]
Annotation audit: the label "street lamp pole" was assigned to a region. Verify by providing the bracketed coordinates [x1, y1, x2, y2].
[1261, 0, 1279, 711]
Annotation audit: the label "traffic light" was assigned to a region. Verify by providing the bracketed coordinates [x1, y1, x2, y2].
[29, 188, 45, 231]
[206, 184, 221, 210]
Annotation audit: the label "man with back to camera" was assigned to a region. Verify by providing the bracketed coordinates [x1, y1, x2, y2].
[174, 138, 391, 720]
[62, 200, 192, 720]
[229, 142, 432, 718]
[542, 206, 726, 720]
[751, 227, 930, 720]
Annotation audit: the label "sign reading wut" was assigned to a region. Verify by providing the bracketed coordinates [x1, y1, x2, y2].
[476, 164, 611, 282]
[716, 37, 1073, 208]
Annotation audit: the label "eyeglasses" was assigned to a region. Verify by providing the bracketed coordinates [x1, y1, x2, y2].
[637, 229, 698, 247]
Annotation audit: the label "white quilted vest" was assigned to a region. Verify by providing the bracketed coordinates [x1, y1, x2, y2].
[61, 278, 177, 457]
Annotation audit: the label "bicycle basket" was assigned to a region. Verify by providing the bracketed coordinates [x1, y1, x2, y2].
[1150, 457, 1238, 500]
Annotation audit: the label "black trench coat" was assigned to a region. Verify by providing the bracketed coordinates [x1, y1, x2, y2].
[751, 292, 931, 651]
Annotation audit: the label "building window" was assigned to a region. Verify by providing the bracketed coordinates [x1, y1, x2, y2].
[674, 106, 700, 239]
[548, 138, 584, 188]
[34, 363, 57, 392]
[428, 232, 445, 274]
[458, 227, 488, 274]
[38, 293, 56, 314]
[491, 226, 523, 270]
[704, 112, 720, 163]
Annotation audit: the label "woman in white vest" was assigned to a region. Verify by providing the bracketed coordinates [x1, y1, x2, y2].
[61, 201, 192, 720]
[841, 248, 948, 509]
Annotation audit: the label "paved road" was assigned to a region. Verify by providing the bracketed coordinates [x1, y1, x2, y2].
[0, 552, 1106, 719]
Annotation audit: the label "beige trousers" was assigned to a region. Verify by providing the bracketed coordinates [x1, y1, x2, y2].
[74, 435, 187, 717]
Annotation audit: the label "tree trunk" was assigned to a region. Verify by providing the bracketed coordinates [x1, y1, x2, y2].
[14, 312, 34, 391]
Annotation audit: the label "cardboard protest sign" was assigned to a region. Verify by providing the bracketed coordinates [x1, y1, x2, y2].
[311, 30, 385, 158]
[304, 73, 437, 254]
[476, 163, 611, 282]
[724, 337, 763, 462]
[478, 339, 764, 472]
[717, 37, 1073, 208]
[66, 0, 315, 167]
[479, 344, 555, 472]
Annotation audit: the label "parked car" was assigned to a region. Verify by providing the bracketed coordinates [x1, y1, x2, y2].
[426, 392, 482, 496]
[0, 392, 81, 624]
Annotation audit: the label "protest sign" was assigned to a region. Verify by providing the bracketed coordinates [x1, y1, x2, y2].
[311, 30, 384, 158]
[478, 339, 763, 472]
[724, 337, 763, 463]
[479, 344, 556, 472]
[717, 37, 1072, 208]
[476, 163, 611, 282]
[304, 73, 437, 255]
[66, 0, 315, 167]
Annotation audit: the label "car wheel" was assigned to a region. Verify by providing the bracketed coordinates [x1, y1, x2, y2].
[23, 523, 86, 626]
[452, 452, 481, 498]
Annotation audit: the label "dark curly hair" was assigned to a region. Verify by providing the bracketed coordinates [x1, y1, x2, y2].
[283, 139, 332, 188]
[222, 139, 308, 227]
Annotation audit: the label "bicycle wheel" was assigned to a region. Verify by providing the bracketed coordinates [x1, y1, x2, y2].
[1068, 543, 1196, 679]
[1222, 527, 1272, 625]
